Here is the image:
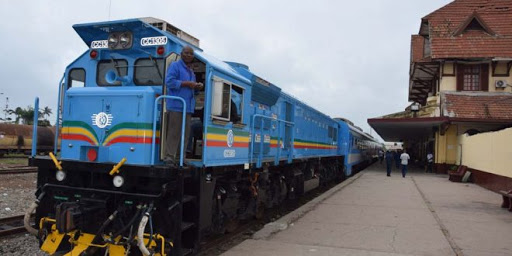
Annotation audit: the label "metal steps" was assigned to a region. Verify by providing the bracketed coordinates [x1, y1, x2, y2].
[181, 221, 195, 231]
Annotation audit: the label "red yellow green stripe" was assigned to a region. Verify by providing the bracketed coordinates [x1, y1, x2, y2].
[206, 127, 250, 148]
[103, 129, 160, 146]
[205, 127, 336, 150]
[62, 121, 161, 146]
[269, 138, 337, 150]
[62, 122, 99, 145]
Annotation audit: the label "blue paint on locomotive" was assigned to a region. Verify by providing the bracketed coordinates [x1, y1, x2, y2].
[58, 17, 381, 173]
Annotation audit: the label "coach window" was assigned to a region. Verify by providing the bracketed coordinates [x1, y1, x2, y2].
[212, 80, 244, 124]
[97, 59, 128, 86]
[68, 68, 85, 88]
[134, 58, 164, 85]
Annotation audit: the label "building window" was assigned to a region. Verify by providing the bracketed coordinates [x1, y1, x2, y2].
[463, 65, 480, 91]
[423, 38, 431, 57]
[457, 64, 489, 92]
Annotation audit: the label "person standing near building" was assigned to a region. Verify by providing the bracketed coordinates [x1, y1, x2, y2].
[400, 150, 410, 178]
[426, 152, 434, 173]
[164, 45, 203, 165]
[385, 150, 393, 176]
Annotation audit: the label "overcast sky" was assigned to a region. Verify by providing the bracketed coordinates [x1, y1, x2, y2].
[0, 0, 452, 141]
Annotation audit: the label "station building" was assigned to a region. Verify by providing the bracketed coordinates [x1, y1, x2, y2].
[368, 0, 512, 191]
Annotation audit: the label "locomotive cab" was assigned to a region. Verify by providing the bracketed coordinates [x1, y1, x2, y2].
[62, 18, 208, 166]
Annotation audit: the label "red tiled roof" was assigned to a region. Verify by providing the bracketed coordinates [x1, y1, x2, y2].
[422, 0, 512, 59]
[411, 35, 425, 62]
[442, 92, 512, 119]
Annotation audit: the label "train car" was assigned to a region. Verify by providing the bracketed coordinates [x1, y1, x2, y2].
[26, 17, 371, 256]
[335, 118, 383, 176]
[0, 123, 55, 156]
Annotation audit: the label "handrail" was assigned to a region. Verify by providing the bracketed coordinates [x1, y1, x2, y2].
[151, 96, 187, 166]
[54, 75, 65, 155]
[250, 114, 294, 168]
[31, 97, 39, 157]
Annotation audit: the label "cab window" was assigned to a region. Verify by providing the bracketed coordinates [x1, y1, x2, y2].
[68, 68, 85, 88]
[97, 59, 128, 86]
[134, 58, 164, 85]
[212, 80, 244, 124]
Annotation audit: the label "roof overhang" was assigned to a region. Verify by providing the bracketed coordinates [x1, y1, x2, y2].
[368, 116, 512, 142]
[409, 62, 440, 105]
[368, 117, 446, 141]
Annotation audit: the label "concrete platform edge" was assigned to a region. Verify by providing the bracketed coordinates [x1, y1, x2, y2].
[252, 171, 364, 240]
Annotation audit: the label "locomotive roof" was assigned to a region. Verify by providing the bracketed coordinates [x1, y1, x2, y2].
[71, 18, 337, 123]
[72, 18, 251, 85]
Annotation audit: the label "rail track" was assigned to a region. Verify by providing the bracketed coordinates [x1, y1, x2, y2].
[0, 214, 33, 238]
[0, 166, 37, 175]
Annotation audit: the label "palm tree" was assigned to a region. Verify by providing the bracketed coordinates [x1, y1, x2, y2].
[9, 107, 24, 124]
[21, 106, 34, 125]
[7, 106, 52, 126]
[42, 106, 52, 119]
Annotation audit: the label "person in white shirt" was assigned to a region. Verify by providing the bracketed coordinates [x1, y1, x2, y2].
[400, 150, 410, 178]
[426, 152, 434, 173]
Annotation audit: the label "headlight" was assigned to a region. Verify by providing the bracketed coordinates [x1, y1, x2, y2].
[108, 34, 119, 48]
[107, 32, 132, 49]
[56, 170, 66, 182]
[119, 33, 131, 48]
[113, 175, 124, 188]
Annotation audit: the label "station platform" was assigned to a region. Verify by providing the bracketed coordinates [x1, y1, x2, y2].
[221, 163, 512, 256]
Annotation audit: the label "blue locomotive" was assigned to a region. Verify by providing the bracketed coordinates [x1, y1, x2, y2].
[25, 17, 382, 255]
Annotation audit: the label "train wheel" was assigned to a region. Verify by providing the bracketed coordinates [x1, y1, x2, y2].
[341, 166, 347, 180]
[255, 202, 265, 220]
[225, 218, 239, 233]
[211, 212, 226, 234]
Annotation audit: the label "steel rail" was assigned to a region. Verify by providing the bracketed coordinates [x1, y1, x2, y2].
[0, 166, 38, 175]
[0, 214, 33, 238]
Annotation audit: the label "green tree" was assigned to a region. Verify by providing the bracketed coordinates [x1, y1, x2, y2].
[42, 106, 52, 119]
[6, 106, 52, 126]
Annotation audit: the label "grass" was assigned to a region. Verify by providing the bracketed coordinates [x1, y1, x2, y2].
[0, 157, 29, 166]
[0, 153, 29, 166]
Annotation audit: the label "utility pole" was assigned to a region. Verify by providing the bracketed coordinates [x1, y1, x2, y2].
[0, 93, 9, 122]
[0, 93, 3, 122]
[5, 96, 8, 121]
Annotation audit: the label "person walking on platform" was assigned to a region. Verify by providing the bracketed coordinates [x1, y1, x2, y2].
[385, 150, 393, 176]
[426, 152, 434, 173]
[393, 150, 400, 169]
[400, 150, 410, 178]
[378, 149, 384, 164]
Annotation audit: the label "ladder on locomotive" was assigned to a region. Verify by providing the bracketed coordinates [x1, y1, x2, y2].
[250, 103, 295, 168]
[171, 168, 200, 256]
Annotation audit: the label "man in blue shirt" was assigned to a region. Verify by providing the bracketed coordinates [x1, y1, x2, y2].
[164, 45, 203, 164]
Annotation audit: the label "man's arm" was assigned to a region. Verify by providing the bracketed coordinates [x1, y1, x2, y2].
[165, 64, 203, 89]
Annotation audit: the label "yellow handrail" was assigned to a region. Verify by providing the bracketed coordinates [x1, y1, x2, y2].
[109, 158, 127, 176]
[49, 152, 63, 171]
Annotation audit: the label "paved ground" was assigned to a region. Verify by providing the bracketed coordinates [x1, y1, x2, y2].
[221, 163, 512, 256]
